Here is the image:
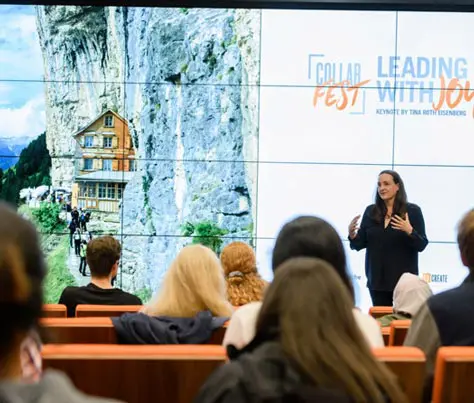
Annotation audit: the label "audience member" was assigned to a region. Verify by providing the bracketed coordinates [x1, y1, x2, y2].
[405, 208, 474, 401]
[112, 244, 232, 344]
[377, 273, 432, 327]
[223, 216, 384, 349]
[196, 258, 406, 403]
[142, 244, 233, 318]
[59, 236, 142, 317]
[221, 241, 267, 306]
[0, 202, 121, 402]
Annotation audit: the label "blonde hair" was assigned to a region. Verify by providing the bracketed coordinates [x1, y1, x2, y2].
[257, 258, 407, 403]
[458, 209, 474, 269]
[144, 244, 233, 317]
[221, 242, 267, 306]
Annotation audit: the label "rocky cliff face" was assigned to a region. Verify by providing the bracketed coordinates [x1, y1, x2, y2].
[36, 6, 260, 292]
[36, 6, 125, 187]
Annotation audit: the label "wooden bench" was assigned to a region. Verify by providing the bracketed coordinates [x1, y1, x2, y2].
[373, 346, 425, 403]
[369, 306, 393, 319]
[42, 304, 67, 318]
[75, 304, 142, 318]
[42, 344, 227, 403]
[389, 320, 411, 346]
[432, 347, 474, 403]
[41, 317, 117, 344]
[41, 317, 227, 345]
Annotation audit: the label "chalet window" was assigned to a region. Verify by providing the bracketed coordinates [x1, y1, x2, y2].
[104, 115, 114, 128]
[103, 137, 113, 148]
[83, 159, 93, 170]
[107, 184, 116, 199]
[98, 183, 107, 199]
[79, 184, 87, 197]
[129, 159, 137, 171]
[85, 136, 94, 148]
[102, 159, 112, 171]
[86, 183, 97, 198]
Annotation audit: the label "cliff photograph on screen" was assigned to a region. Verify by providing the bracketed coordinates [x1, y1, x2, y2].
[0, 5, 260, 302]
[3, 5, 473, 309]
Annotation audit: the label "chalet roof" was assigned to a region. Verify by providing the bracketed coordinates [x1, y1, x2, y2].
[75, 171, 134, 183]
[72, 109, 127, 138]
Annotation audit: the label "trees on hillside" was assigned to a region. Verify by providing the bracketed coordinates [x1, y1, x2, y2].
[0, 133, 52, 205]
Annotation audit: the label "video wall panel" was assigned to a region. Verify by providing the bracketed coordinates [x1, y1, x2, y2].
[1, 5, 471, 309]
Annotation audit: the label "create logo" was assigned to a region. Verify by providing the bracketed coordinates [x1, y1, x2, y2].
[422, 273, 448, 283]
[307, 54, 474, 117]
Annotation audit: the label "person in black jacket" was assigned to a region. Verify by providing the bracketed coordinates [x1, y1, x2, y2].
[195, 258, 406, 403]
[405, 209, 474, 403]
[348, 170, 428, 306]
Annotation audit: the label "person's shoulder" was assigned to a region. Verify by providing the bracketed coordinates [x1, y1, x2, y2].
[407, 203, 422, 213]
[231, 302, 262, 328]
[352, 308, 385, 347]
[365, 204, 376, 212]
[428, 283, 474, 311]
[362, 204, 377, 218]
[40, 370, 124, 402]
[59, 286, 82, 300]
[115, 289, 143, 305]
[223, 302, 262, 349]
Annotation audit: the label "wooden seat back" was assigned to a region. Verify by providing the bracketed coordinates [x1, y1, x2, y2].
[369, 306, 393, 319]
[42, 304, 67, 318]
[75, 304, 142, 318]
[42, 344, 227, 403]
[373, 347, 425, 403]
[389, 320, 411, 346]
[41, 317, 117, 344]
[432, 347, 474, 403]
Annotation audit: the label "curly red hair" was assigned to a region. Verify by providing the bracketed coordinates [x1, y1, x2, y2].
[220, 241, 267, 306]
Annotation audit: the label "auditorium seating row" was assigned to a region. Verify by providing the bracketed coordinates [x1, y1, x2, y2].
[42, 304, 141, 318]
[40, 343, 474, 403]
[42, 304, 410, 346]
[39, 304, 474, 402]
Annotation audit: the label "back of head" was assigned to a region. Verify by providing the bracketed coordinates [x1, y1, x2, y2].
[458, 209, 474, 270]
[145, 244, 233, 317]
[393, 273, 432, 316]
[221, 242, 265, 306]
[221, 242, 257, 276]
[86, 236, 121, 278]
[0, 203, 45, 366]
[256, 257, 405, 403]
[272, 216, 354, 301]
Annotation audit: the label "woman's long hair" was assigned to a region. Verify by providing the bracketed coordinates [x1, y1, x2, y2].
[221, 242, 267, 306]
[373, 170, 408, 223]
[256, 257, 407, 403]
[143, 244, 233, 318]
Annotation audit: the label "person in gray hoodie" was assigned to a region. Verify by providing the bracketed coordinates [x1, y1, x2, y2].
[0, 202, 121, 403]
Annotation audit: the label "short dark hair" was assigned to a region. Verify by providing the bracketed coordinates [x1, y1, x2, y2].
[86, 236, 121, 278]
[272, 216, 354, 301]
